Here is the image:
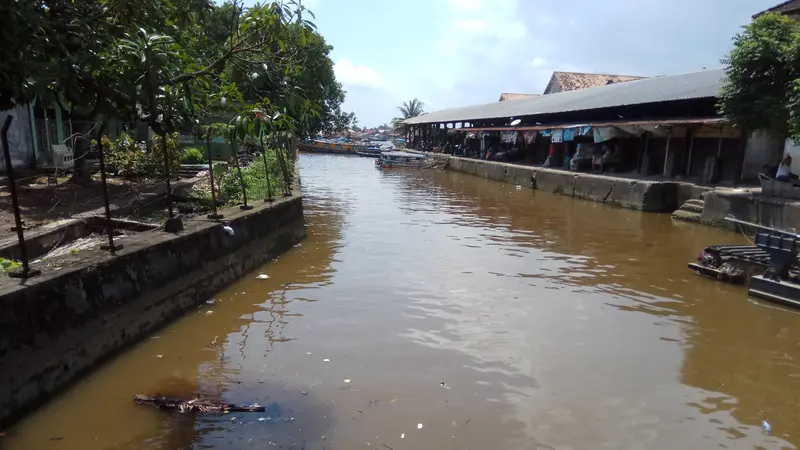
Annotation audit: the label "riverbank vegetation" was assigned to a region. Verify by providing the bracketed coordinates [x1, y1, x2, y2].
[719, 12, 800, 141]
[0, 0, 354, 199]
[392, 99, 425, 131]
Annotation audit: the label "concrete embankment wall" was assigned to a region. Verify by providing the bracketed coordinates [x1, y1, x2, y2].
[701, 190, 800, 230]
[0, 194, 305, 428]
[446, 157, 684, 212]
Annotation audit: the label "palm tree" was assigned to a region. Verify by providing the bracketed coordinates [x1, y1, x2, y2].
[392, 98, 425, 131]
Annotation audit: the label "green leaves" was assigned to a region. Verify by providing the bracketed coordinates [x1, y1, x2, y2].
[719, 12, 800, 141]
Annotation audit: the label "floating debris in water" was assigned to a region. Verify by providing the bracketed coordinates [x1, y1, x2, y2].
[294, 243, 302, 248]
[763, 419, 772, 434]
[439, 381, 450, 389]
[206, 310, 214, 315]
[230, 416, 237, 421]
[258, 417, 266, 422]
[344, 379, 351, 383]
[256, 273, 270, 280]
[300, 391, 308, 395]
[222, 225, 234, 236]
[156, 355, 163, 359]
[205, 298, 216, 305]
[306, 352, 312, 355]
[323, 358, 330, 362]
[417, 423, 423, 430]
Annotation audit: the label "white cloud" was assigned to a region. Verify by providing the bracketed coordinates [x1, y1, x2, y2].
[455, 19, 487, 33]
[448, 0, 484, 13]
[528, 57, 548, 68]
[496, 22, 526, 41]
[334, 59, 383, 89]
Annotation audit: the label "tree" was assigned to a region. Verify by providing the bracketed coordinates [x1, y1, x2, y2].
[392, 98, 425, 131]
[718, 12, 800, 140]
[0, 0, 318, 182]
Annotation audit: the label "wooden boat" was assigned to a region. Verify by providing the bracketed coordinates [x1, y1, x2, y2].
[375, 151, 430, 168]
[354, 146, 384, 157]
[298, 139, 380, 155]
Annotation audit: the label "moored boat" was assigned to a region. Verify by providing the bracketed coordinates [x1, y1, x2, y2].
[299, 139, 380, 155]
[375, 151, 430, 168]
[354, 145, 384, 157]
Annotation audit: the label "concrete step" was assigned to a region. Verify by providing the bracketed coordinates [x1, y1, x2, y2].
[679, 202, 704, 213]
[684, 198, 705, 207]
[672, 209, 702, 223]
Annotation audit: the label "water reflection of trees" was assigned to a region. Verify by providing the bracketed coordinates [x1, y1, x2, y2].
[106, 174, 348, 450]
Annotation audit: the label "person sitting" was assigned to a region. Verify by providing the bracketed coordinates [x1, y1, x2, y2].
[762, 163, 778, 179]
[775, 155, 796, 182]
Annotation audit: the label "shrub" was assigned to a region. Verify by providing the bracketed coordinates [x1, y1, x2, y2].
[182, 147, 206, 164]
[100, 132, 182, 180]
[0, 258, 20, 272]
[218, 150, 293, 204]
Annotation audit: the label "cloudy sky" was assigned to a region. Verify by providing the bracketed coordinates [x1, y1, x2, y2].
[298, 0, 778, 128]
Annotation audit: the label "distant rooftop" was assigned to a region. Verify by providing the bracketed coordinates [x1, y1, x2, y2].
[498, 93, 540, 102]
[545, 72, 647, 94]
[753, 0, 800, 18]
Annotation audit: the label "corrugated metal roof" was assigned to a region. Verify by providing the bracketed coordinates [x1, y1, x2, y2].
[404, 68, 726, 125]
[446, 117, 728, 132]
[753, 0, 800, 18]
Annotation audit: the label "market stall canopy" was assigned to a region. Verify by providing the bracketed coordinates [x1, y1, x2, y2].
[403, 68, 726, 125]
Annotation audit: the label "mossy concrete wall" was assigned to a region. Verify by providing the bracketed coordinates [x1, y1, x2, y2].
[446, 157, 680, 212]
[0, 193, 305, 428]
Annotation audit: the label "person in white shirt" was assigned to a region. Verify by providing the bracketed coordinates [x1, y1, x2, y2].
[776, 155, 794, 182]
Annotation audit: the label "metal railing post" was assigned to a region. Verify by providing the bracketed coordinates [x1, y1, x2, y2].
[1, 116, 39, 278]
[96, 122, 122, 253]
[206, 132, 223, 219]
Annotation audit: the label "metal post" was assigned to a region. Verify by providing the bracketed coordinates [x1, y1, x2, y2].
[260, 133, 273, 202]
[1, 116, 39, 278]
[232, 129, 252, 210]
[160, 131, 183, 232]
[96, 122, 122, 252]
[206, 131, 223, 219]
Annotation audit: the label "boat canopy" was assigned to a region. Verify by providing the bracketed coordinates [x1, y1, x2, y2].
[382, 151, 426, 159]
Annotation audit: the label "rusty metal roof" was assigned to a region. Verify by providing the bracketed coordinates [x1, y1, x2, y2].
[404, 68, 726, 125]
[498, 93, 539, 102]
[753, 0, 800, 17]
[550, 72, 646, 93]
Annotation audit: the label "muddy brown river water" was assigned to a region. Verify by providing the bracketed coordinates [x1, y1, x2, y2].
[3, 154, 800, 450]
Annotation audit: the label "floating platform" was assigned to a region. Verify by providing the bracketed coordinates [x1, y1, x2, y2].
[749, 275, 800, 309]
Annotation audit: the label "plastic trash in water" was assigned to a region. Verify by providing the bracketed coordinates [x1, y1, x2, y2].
[222, 225, 234, 236]
[323, 358, 330, 362]
[344, 379, 351, 383]
[401, 434, 405, 439]
[256, 274, 270, 280]
[417, 423, 423, 430]
[763, 419, 771, 434]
